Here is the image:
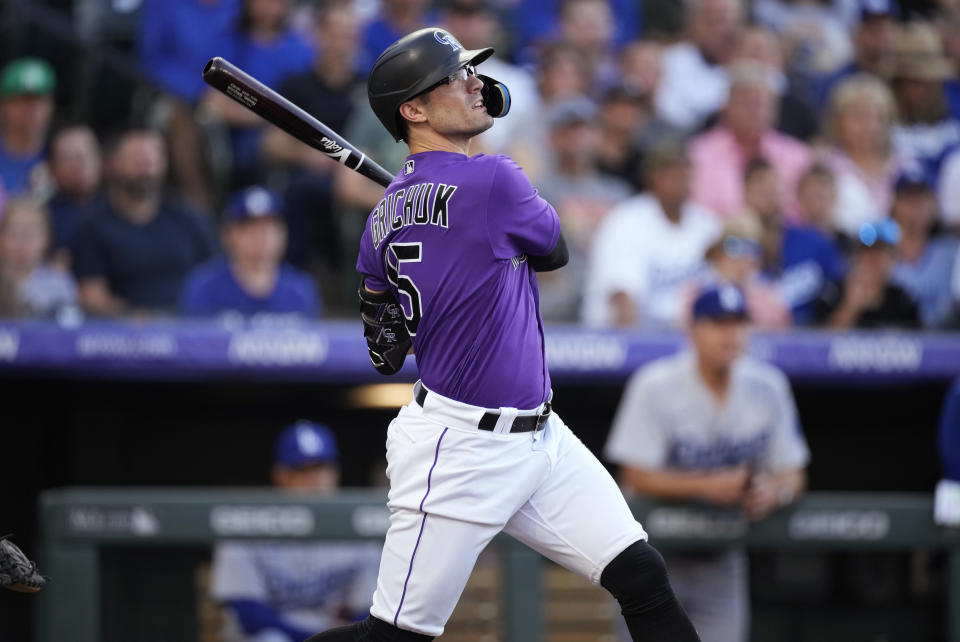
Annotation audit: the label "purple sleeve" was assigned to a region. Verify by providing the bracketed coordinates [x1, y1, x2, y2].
[485, 156, 560, 260]
[356, 216, 390, 290]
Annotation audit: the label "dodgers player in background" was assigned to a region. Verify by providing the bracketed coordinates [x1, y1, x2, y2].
[212, 421, 381, 642]
[307, 28, 700, 642]
[605, 285, 810, 642]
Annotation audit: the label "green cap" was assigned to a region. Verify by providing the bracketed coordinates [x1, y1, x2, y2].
[0, 58, 56, 98]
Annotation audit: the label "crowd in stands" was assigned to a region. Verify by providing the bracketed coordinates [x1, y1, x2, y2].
[0, 0, 959, 330]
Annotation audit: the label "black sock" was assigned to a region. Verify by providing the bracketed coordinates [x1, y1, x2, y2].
[305, 616, 434, 642]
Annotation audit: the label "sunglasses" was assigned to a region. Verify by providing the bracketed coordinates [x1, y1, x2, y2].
[722, 235, 762, 259]
[439, 64, 478, 86]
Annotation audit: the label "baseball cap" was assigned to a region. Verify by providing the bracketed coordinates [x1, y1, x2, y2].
[890, 21, 953, 82]
[224, 186, 283, 223]
[274, 421, 340, 468]
[692, 285, 748, 322]
[894, 165, 934, 192]
[642, 138, 690, 176]
[860, 0, 898, 19]
[546, 97, 597, 129]
[857, 219, 900, 248]
[0, 58, 56, 98]
[443, 0, 496, 15]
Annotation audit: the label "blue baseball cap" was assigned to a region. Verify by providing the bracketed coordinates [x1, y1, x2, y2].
[860, 0, 898, 19]
[692, 285, 748, 322]
[894, 166, 933, 192]
[224, 186, 283, 223]
[274, 421, 339, 468]
[857, 219, 900, 248]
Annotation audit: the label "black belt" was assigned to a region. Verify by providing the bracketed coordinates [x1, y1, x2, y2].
[414, 383, 550, 433]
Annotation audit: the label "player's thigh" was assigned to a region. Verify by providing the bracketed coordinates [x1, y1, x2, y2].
[372, 507, 502, 637]
[503, 415, 647, 585]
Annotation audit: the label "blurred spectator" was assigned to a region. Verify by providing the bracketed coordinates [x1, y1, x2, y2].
[753, 0, 854, 81]
[70, 128, 216, 317]
[795, 162, 845, 246]
[582, 140, 721, 328]
[941, 3, 960, 116]
[936, 145, 960, 229]
[935, 378, 960, 527]
[200, 0, 314, 188]
[263, 0, 363, 171]
[536, 98, 632, 321]
[0, 58, 56, 196]
[889, 21, 960, 186]
[509, 0, 640, 64]
[820, 73, 901, 236]
[508, 43, 594, 182]
[359, 0, 432, 73]
[619, 40, 664, 98]
[555, 0, 619, 92]
[261, 0, 365, 307]
[439, 0, 539, 154]
[45, 125, 103, 265]
[746, 158, 845, 325]
[140, 0, 242, 212]
[690, 215, 793, 328]
[655, 0, 744, 133]
[689, 63, 812, 220]
[181, 186, 319, 322]
[888, 168, 959, 328]
[814, 0, 899, 111]
[605, 284, 809, 642]
[818, 219, 921, 327]
[211, 421, 381, 641]
[595, 85, 650, 191]
[731, 25, 818, 141]
[0, 197, 76, 319]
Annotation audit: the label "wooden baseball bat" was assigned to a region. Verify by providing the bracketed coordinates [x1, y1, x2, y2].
[202, 56, 394, 188]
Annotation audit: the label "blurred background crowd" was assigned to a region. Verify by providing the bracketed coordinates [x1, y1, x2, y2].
[3, 2, 960, 641]
[2, 0, 960, 330]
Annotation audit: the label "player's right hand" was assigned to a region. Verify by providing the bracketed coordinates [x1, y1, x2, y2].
[699, 466, 750, 506]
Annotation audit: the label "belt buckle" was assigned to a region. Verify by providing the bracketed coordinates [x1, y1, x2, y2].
[535, 402, 551, 431]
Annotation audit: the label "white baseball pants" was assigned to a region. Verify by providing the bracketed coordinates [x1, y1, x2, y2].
[369, 383, 648, 636]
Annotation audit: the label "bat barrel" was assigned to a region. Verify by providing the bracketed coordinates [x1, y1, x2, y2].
[201, 57, 394, 188]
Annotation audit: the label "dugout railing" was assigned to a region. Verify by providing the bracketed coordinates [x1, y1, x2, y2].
[35, 488, 960, 642]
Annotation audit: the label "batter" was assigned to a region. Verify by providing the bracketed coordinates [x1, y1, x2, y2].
[308, 27, 700, 642]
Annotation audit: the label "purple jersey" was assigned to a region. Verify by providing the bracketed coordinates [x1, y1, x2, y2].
[356, 151, 559, 409]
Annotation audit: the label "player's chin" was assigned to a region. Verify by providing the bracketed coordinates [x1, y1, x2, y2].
[468, 114, 495, 137]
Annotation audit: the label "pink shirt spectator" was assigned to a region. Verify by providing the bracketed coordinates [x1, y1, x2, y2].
[689, 126, 812, 220]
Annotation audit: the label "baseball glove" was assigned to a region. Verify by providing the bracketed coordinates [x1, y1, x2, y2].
[0, 534, 45, 593]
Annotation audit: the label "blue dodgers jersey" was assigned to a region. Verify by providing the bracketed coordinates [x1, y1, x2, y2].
[771, 225, 845, 325]
[180, 256, 319, 318]
[356, 151, 560, 409]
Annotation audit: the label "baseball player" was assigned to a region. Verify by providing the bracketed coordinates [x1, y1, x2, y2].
[307, 28, 700, 642]
[605, 285, 810, 642]
[211, 421, 380, 642]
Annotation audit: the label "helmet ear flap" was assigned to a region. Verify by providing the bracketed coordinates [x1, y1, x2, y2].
[479, 75, 511, 118]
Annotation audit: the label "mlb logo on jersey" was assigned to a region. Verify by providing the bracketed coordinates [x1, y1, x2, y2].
[404, 160, 415, 176]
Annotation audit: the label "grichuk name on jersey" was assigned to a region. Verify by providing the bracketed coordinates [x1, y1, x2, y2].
[371, 182, 458, 249]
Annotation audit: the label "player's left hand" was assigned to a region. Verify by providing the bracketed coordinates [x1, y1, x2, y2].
[741, 473, 781, 521]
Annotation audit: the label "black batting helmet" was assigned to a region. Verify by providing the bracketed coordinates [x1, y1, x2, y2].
[368, 27, 511, 141]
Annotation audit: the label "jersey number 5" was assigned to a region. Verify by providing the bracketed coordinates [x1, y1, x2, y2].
[385, 242, 423, 336]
